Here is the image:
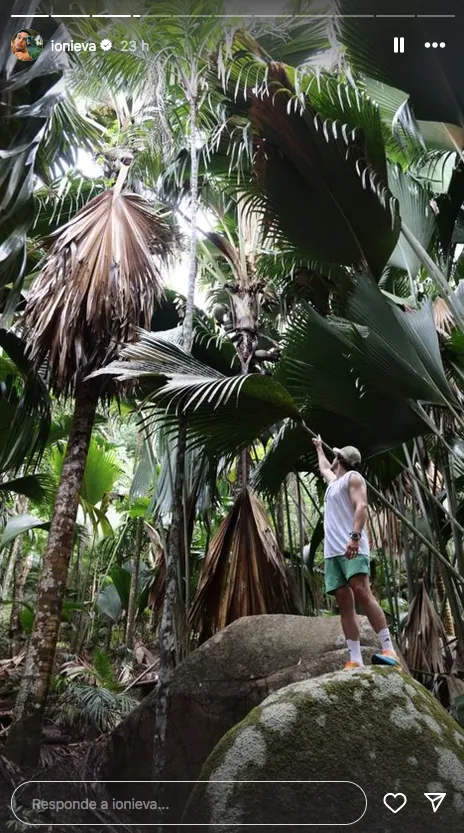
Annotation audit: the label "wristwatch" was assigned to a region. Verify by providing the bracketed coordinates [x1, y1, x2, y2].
[350, 532, 361, 541]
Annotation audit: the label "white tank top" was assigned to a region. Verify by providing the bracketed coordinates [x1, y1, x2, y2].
[323, 471, 369, 558]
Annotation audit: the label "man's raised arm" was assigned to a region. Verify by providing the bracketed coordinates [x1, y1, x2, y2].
[312, 435, 336, 483]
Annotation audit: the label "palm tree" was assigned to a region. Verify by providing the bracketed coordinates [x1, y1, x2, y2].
[4, 162, 177, 767]
[98, 26, 464, 679]
[182, 198, 302, 639]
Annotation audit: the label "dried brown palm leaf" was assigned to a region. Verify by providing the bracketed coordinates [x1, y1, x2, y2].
[23, 184, 177, 395]
[189, 487, 301, 642]
[433, 296, 455, 337]
[403, 578, 452, 683]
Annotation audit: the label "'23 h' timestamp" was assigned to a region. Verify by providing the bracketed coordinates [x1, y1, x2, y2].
[121, 40, 150, 52]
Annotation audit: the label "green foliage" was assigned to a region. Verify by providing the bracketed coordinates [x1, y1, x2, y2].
[6, 804, 47, 830]
[56, 647, 137, 732]
[96, 581, 122, 623]
[95, 329, 301, 459]
[91, 648, 120, 691]
[387, 165, 436, 278]
[49, 435, 124, 533]
[59, 683, 137, 733]
[19, 605, 34, 635]
[0, 514, 50, 548]
[247, 65, 400, 276]
[0, 330, 51, 472]
[96, 560, 151, 622]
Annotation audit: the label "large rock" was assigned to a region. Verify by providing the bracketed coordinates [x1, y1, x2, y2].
[183, 667, 464, 833]
[101, 614, 381, 819]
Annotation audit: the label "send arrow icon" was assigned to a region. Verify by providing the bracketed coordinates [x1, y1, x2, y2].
[424, 793, 446, 812]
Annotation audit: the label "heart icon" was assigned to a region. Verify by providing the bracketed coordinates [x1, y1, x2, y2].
[383, 793, 407, 813]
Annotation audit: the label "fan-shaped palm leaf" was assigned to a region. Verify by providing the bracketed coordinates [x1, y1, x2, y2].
[0, 513, 50, 548]
[189, 487, 300, 641]
[254, 279, 455, 494]
[50, 436, 124, 532]
[94, 329, 301, 458]
[23, 190, 177, 395]
[254, 15, 334, 68]
[387, 165, 436, 279]
[241, 63, 400, 276]
[403, 579, 452, 683]
[301, 73, 388, 181]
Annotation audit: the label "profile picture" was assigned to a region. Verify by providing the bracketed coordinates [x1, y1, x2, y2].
[11, 29, 44, 62]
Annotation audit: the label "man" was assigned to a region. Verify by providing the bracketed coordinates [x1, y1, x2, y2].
[312, 435, 400, 670]
[12, 31, 34, 61]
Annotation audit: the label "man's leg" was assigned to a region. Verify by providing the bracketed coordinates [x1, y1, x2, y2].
[334, 585, 363, 666]
[349, 574, 397, 659]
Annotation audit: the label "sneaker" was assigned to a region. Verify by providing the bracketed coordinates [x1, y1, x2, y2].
[372, 649, 400, 667]
[344, 660, 362, 670]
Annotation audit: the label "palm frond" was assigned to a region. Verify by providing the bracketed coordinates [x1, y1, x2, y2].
[403, 579, 452, 683]
[0, 329, 51, 471]
[344, 275, 453, 404]
[254, 15, 334, 68]
[252, 421, 313, 496]
[23, 190, 178, 395]
[230, 60, 401, 277]
[58, 683, 137, 733]
[254, 280, 454, 494]
[302, 72, 388, 182]
[32, 170, 108, 239]
[387, 165, 436, 278]
[50, 436, 124, 512]
[0, 514, 50, 549]
[435, 159, 464, 257]
[0, 473, 55, 505]
[36, 94, 106, 184]
[189, 487, 300, 642]
[92, 329, 301, 459]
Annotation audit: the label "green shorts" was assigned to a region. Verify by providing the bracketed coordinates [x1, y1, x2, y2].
[324, 554, 370, 594]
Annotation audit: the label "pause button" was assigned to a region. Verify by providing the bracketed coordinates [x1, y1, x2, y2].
[393, 37, 405, 53]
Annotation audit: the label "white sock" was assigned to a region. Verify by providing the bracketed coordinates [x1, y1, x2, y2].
[346, 639, 363, 665]
[377, 627, 394, 652]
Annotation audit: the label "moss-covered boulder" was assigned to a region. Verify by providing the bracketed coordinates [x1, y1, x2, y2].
[183, 667, 464, 833]
[101, 614, 381, 820]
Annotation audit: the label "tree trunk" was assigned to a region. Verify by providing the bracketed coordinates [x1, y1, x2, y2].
[125, 517, 143, 649]
[9, 550, 33, 656]
[4, 381, 98, 767]
[1, 493, 27, 599]
[153, 91, 199, 782]
[1, 539, 21, 602]
[181, 98, 199, 354]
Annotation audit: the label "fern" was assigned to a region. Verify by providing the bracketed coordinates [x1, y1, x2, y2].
[58, 683, 137, 732]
